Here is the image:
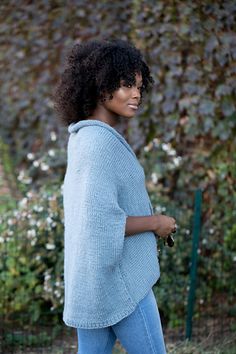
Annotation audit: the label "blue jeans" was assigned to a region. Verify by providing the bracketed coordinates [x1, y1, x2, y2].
[76, 288, 167, 354]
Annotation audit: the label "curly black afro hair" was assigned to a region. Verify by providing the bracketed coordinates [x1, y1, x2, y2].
[53, 37, 154, 126]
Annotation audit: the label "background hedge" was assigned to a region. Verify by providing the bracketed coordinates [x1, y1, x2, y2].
[0, 0, 235, 338]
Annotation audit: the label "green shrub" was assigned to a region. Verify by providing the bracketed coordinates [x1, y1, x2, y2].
[0, 181, 64, 324]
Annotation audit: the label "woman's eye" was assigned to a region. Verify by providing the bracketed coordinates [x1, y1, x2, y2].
[121, 82, 143, 91]
[123, 84, 142, 89]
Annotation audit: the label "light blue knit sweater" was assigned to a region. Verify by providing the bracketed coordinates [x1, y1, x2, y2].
[63, 119, 160, 329]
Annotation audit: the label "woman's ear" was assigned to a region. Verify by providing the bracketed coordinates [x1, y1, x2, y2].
[99, 92, 113, 104]
[98, 91, 106, 104]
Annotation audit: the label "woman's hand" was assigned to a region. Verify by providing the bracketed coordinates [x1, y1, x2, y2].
[152, 214, 176, 239]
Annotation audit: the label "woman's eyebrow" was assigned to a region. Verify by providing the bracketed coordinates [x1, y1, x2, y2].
[121, 79, 143, 85]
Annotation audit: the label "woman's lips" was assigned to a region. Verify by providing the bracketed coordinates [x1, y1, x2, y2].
[128, 104, 138, 110]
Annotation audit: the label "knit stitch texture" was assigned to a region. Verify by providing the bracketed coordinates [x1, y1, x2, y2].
[63, 119, 160, 329]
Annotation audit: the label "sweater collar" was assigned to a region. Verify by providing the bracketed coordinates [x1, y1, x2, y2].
[68, 119, 137, 159]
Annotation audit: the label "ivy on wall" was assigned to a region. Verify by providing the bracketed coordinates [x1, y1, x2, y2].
[0, 0, 235, 330]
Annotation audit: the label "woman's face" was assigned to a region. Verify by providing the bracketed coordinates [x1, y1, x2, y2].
[101, 72, 143, 118]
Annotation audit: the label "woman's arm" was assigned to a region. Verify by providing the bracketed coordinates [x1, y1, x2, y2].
[125, 216, 156, 236]
[125, 214, 176, 238]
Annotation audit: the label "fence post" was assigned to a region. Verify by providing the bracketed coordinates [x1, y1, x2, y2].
[185, 189, 202, 340]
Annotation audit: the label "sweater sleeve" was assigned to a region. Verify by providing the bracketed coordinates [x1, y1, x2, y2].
[72, 136, 128, 270]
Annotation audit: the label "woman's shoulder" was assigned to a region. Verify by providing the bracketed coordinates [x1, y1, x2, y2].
[67, 126, 122, 173]
[76, 125, 121, 155]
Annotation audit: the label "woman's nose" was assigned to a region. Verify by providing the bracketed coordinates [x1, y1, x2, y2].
[132, 87, 141, 100]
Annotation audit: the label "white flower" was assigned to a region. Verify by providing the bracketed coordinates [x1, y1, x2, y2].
[144, 142, 153, 152]
[46, 216, 53, 224]
[48, 149, 55, 157]
[40, 163, 49, 171]
[151, 172, 158, 184]
[0, 237, 4, 243]
[161, 206, 166, 212]
[202, 238, 207, 245]
[54, 289, 60, 297]
[16, 50, 25, 59]
[29, 219, 37, 226]
[33, 160, 40, 168]
[31, 239, 36, 246]
[209, 228, 214, 234]
[44, 283, 51, 291]
[26, 191, 33, 198]
[199, 299, 204, 304]
[161, 143, 179, 158]
[17, 170, 25, 181]
[27, 229, 36, 238]
[185, 229, 190, 235]
[27, 153, 35, 160]
[35, 255, 41, 261]
[7, 230, 13, 236]
[24, 177, 32, 184]
[50, 131, 57, 141]
[173, 156, 182, 166]
[36, 220, 42, 227]
[233, 256, 236, 262]
[153, 138, 160, 147]
[168, 148, 176, 156]
[48, 196, 56, 201]
[33, 205, 43, 212]
[155, 205, 162, 213]
[44, 273, 51, 280]
[161, 143, 170, 152]
[14, 212, 21, 219]
[7, 218, 14, 225]
[46, 243, 56, 250]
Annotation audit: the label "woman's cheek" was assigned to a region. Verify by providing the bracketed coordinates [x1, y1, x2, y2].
[115, 87, 130, 101]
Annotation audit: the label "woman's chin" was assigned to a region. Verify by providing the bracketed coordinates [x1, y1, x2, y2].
[122, 110, 137, 118]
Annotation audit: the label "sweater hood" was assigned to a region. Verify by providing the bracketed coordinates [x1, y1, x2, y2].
[68, 119, 137, 159]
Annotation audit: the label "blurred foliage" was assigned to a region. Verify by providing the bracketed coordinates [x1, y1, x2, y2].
[140, 139, 236, 329]
[0, 0, 236, 338]
[0, 181, 64, 323]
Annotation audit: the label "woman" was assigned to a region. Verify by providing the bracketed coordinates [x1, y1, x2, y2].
[53, 38, 176, 354]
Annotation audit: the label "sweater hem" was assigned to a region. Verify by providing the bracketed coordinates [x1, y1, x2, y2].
[63, 277, 160, 329]
[63, 303, 137, 329]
